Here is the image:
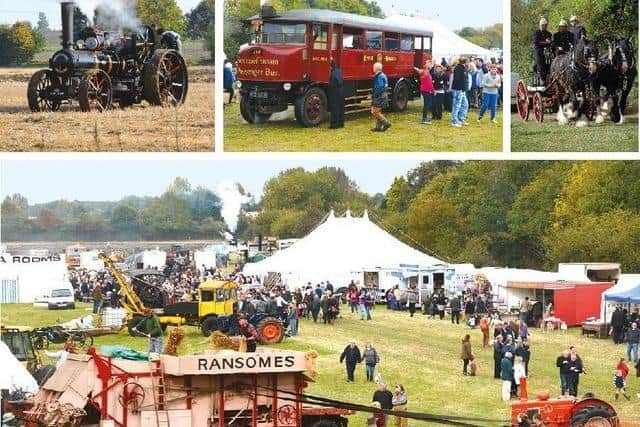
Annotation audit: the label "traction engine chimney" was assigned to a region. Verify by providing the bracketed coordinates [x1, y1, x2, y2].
[61, 1, 75, 49]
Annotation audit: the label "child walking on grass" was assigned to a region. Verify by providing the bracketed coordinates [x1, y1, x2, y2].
[613, 369, 630, 400]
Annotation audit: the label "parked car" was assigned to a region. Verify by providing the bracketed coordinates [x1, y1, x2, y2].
[47, 287, 75, 310]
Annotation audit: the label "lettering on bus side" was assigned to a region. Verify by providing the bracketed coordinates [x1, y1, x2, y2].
[312, 56, 328, 62]
[197, 355, 297, 371]
[237, 58, 279, 66]
[363, 55, 375, 62]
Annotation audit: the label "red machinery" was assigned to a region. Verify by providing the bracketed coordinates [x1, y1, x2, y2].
[236, 7, 433, 127]
[18, 347, 351, 427]
[511, 388, 619, 427]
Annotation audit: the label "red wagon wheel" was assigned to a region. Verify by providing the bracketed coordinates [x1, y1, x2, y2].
[533, 92, 544, 123]
[516, 80, 529, 121]
[78, 69, 113, 112]
[277, 404, 297, 425]
[118, 382, 146, 412]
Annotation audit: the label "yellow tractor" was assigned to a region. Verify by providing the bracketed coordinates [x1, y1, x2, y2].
[99, 253, 286, 344]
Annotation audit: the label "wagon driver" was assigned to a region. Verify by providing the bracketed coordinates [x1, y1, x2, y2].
[552, 19, 574, 55]
[532, 17, 552, 82]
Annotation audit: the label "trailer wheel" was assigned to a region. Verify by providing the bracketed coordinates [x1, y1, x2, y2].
[127, 314, 144, 337]
[256, 317, 284, 344]
[516, 80, 529, 121]
[294, 87, 327, 127]
[240, 94, 272, 124]
[27, 69, 62, 112]
[78, 69, 113, 112]
[201, 316, 219, 337]
[32, 365, 56, 386]
[391, 80, 409, 112]
[533, 92, 544, 123]
[570, 406, 616, 427]
[143, 49, 188, 106]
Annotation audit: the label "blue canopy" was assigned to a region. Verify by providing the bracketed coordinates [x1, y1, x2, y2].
[603, 282, 640, 304]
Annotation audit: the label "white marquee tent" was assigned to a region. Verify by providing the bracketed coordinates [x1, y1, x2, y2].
[243, 210, 447, 287]
[385, 15, 497, 62]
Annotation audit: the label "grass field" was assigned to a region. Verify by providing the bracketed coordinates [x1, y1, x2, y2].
[2, 303, 639, 426]
[0, 66, 213, 152]
[224, 101, 503, 152]
[510, 114, 639, 152]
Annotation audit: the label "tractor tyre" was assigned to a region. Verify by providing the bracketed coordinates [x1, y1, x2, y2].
[240, 94, 272, 124]
[256, 317, 284, 344]
[32, 365, 56, 386]
[127, 315, 144, 337]
[570, 406, 616, 427]
[390, 80, 409, 112]
[201, 316, 219, 337]
[294, 86, 327, 127]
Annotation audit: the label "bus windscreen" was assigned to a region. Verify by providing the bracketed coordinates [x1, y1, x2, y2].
[255, 23, 306, 45]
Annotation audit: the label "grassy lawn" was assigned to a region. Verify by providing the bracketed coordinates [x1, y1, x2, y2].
[511, 114, 638, 152]
[3, 303, 639, 425]
[224, 101, 503, 152]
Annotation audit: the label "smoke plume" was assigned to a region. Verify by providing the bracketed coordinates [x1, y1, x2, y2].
[216, 181, 249, 233]
[74, 0, 141, 32]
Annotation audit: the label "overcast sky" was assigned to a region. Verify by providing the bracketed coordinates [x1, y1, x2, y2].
[1, 0, 502, 31]
[1, 159, 422, 204]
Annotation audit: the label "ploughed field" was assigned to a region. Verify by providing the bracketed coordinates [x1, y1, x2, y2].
[224, 101, 502, 152]
[0, 66, 213, 152]
[3, 303, 639, 426]
[511, 113, 639, 152]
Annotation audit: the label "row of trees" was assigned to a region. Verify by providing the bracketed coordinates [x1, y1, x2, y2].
[235, 161, 640, 272]
[0, 21, 46, 66]
[512, 0, 638, 79]
[1, 178, 225, 241]
[3, 162, 639, 272]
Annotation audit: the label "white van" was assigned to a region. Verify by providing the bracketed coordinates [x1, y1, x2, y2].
[47, 286, 76, 310]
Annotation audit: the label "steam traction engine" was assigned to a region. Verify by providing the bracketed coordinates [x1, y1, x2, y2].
[28, 1, 188, 112]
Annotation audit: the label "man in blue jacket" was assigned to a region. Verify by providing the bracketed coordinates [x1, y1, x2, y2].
[223, 59, 235, 105]
[371, 62, 391, 132]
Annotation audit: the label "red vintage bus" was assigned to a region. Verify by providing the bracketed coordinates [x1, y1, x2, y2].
[235, 7, 434, 127]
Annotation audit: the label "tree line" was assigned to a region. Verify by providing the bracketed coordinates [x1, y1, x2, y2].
[0, 0, 214, 66]
[1, 178, 226, 242]
[512, 0, 638, 80]
[3, 161, 639, 273]
[238, 161, 640, 273]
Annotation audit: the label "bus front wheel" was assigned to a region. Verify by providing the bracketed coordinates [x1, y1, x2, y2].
[240, 94, 272, 124]
[295, 87, 327, 127]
